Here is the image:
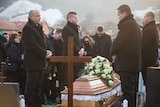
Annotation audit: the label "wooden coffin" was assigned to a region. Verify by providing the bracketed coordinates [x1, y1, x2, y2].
[61, 75, 121, 107]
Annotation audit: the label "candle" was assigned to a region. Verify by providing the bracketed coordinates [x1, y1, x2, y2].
[123, 99, 128, 107]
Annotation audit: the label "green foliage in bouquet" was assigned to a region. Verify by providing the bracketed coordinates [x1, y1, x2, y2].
[82, 56, 115, 87]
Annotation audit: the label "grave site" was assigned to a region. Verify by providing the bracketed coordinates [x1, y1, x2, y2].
[1, 37, 159, 107]
[0, 1, 160, 107]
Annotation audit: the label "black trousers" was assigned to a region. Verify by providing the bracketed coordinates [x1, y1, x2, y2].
[25, 70, 44, 107]
[146, 67, 160, 107]
[118, 71, 139, 107]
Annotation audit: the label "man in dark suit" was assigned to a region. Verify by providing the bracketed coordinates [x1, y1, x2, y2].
[111, 5, 141, 107]
[142, 11, 159, 85]
[22, 10, 52, 107]
[62, 11, 84, 86]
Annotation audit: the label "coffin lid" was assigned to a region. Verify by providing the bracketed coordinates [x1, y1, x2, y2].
[61, 75, 120, 95]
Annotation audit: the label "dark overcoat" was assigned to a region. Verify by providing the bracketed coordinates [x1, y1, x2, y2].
[142, 21, 159, 71]
[111, 14, 142, 72]
[92, 33, 112, 61]
[62, 22, 81, 56]
[22, 18, 47, 71]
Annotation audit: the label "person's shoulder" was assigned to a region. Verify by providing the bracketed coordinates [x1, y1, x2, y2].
[62, 25, 72, 35]
[62, 25, 68, 31]
[92, 34, 97, 38]
[104, 33, 111, 37]
[23, 22, 30, 30]
[23, 22, 35, 33]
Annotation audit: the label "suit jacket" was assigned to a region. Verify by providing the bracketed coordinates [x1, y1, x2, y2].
[22, 18, 47, 71]
[111, 14, 142, 72]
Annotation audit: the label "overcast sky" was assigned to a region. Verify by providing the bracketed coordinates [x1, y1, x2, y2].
[0, 0, 160, 25]
[31, 0, 160, 22]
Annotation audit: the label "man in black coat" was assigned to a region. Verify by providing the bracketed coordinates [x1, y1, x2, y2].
[142, 11, 159, 85]
[111, 5, 141, 107]
[22, 10, 52, 107]
[92, 26, 112, 61]
[62, 11, 84, 86]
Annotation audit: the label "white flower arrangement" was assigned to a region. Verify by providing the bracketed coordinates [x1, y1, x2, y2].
[82, 56, 115, 87]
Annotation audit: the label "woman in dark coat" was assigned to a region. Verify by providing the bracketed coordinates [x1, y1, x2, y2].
[82, 33, 96, 57]
[4, 33, 24, 90]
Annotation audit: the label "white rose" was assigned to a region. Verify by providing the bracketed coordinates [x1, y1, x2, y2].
[108, 80, 114, 86]
[96, 56, 101, 59]
[108, 67, 113, 73]
[101, 74, 106, 79]
[92, 58, 97, 62]
[95, 64, 100, 69]
[99, 57, 105, 61]
[103, 69, 109, 74]
[89, 70, 95, 75]
[95, 69, 100, 74]
[106, 74, 112, 79]
[103, 64, 110, 69]
[89, 66, 93, 70]
[88, 62, 93, 66]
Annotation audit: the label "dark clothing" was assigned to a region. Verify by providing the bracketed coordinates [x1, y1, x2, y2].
[93, 33, 112, 61]
[22, 18, 47, 107]
[111, 14, 141, 72]
[62, 21, 82, 86]
[62, 21, 81, 56]
[25, 70, 44, 107]
[54, 39, 64, 90]
[5, 42, 23, 70]
[111, 14, 141, 107]
[82, 40, 96, 57]
[4, 42, 23, 79]
[4, 41, 25, 94]
[119, 71, 139, 107]
[0, 36, 7, 63]
[46, 37, 64, 103]
[47, 36, 55, 55]
[22, 19, 47, 72]
[141, 21, 159, 85]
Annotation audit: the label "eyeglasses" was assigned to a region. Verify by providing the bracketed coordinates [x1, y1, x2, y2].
[84, 41, 89, 43]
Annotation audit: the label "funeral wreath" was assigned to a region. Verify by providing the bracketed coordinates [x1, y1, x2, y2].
[82, 56, 115, 87]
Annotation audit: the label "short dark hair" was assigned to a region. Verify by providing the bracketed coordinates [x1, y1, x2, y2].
[97, 26, 103, 32]
[146, 11, 155, 19]
[2, 33, 8, 36]
[66, 11, 77, 20]
[55, 28, 63, 33]
[9, 33, 19, 42]
[117, 4, 131, 15]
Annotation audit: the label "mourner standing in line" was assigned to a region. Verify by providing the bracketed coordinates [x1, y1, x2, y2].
[141, 11, 159, 86]
[92, 26, 112, 62]
[82, 33, 96, 57]
[4, 33, 24, 94]
[45, 27, 63, 104]
[62, 11, 84, 86]
[111, 4, 141, 107]
[22, 10, 52, 107]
